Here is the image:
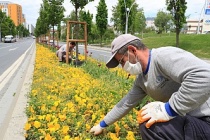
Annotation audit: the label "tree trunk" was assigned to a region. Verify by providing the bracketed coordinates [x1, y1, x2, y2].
[100, 35, 102, 47]
[53, 25, 55, 48]
[75, 7, 79, 62]
[176, 28, 179, 47]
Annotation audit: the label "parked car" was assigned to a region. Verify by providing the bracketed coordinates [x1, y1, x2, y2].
[202, 31, 210, 34]
[4, 35, 16, 43]
[205, 31, 210, 34]
[49, 40, 60, 49]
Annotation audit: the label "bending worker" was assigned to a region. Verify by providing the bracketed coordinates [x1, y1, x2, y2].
[90, 34, 210, 139]
[56, 42, 76, 62]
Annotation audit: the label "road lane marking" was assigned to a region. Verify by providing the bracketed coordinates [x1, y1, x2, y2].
[9, 47, 18, 51]
[0, 43, 34, 90]
[0, 46, 13, 50]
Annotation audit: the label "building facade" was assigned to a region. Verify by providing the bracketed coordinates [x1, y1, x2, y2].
[203, 0, 210, 33]
[185, 0, 210, 34]
[185, 20, 201, 34]
[145, 17, 156, 29]
[0, 1, 25, 26]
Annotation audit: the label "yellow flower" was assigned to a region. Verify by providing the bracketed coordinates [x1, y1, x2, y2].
[28, 115, 36, 121]
[47, 95, 51, 100]
[76, 122, 81, 130]
[63, 135, 70, 140]
[86, 124, 91, 131]
[34, 121, 41, 128]
[51, 106, 57, 111]
[47, 123, 55, 132]
[38, 115, 45, 120]
[74, 137, 80, 140]
[109, 133, 119, 140]
[91, 114, 96, 122]
[126, 131, 135, 140]
[67, 102, 74, 108]
[24, 122, 31, 130]
[114, 123, 121, 137]
[61, 125, 69, 135]
[54, 123, 60, 131]
[38, 129, 46, 135]
[45, 133, 53, 140]
[54, 101, 60, 107]
[41, 104, 46, 111]
[59, 114, 66, 121]
[32, 90, 37, 96]
[30, 106, 34, 113]
[69, 107, 75, 112]
[47, 122, 60, 132]
[123, 124, 129, 129]
[46, 114, 51, 122]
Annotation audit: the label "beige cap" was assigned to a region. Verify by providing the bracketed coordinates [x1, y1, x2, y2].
[106, 34, 140, 68]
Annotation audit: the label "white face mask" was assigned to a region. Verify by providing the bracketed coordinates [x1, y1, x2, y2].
[123, 51, 142, 75]
[123, 61, 142, 75]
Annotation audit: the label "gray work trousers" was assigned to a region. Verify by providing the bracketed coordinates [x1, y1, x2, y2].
[139, 115, 210, 140]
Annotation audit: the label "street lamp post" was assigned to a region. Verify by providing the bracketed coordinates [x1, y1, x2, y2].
[124, 0, 136, 34]
[197, 0, 207, 34]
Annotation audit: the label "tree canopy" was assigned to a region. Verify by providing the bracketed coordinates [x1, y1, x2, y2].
[154, 10, 171, 34]
[166, 0, 187, 47]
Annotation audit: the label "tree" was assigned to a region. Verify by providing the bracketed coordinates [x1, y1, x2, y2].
[34, 0, 50, 37]
[111, 0, 138, 34]
[103, 27, 115, 44]
[96, 0, 108, 46]
[79, 10, 93, 42]
[0, 11, 7, 41]
[69, 0, 94, 60]
[89, 23, 99, 43]
[154, 10, 171, 34]
[0, 11, 17, 38]
[4, 17, 15, 36]
[47, 0, 65, 46]
[16, 24, 29, 38]
[70, 0, 94, 21]
[111, 4, 121, 34]
[166, 0, 187, 47]
[133, 8, 146, 37]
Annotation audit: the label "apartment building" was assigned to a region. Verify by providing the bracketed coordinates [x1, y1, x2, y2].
[0, 1, 25, 26]
[145, 17, 156, 29]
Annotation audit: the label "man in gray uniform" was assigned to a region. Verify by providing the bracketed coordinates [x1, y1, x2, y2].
[90, 34, 210, 139]
[56, 42, 76, 62]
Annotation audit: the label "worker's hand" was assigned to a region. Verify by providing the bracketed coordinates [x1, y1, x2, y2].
[90, 124, 104, 135]
[137, 101, 174, 128]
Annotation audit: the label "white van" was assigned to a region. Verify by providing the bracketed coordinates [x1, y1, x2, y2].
[4, 35, 16, 43]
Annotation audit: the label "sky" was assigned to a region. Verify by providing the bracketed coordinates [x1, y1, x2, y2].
[9, 0, 207, 27]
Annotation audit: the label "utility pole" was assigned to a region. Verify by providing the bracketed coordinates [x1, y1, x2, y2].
[124, 0, 136, 34]
[197, 0, 207, 34]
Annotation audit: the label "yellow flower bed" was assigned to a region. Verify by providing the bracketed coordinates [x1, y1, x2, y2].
[25, 44, 141, 140]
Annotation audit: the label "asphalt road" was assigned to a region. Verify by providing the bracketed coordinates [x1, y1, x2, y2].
[0, 38, 35, 75]
[58, 42, 112, 63]
[0, 38, 36, 139]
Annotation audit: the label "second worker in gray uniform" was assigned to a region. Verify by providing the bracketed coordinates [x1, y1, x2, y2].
[56, 42, 76, 62]
[90, 34, 210, 139]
